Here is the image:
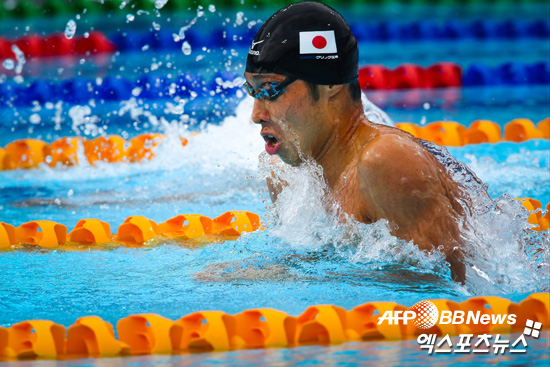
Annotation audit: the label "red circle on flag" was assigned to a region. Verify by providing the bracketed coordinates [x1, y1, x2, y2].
[312, 36, 327, 49]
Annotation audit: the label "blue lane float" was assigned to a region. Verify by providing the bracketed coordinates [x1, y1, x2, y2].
[2, 61, 549, 108]
[0, 70, 243, 108]
[104, 18, 549, 52]
[463, 61, 550, 86]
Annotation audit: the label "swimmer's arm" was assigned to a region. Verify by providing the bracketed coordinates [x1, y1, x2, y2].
[358, 134, 466, 283]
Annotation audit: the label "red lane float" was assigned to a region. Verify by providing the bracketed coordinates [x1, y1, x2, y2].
[0, 31, 116, 60]
[359, 62, 462, 90]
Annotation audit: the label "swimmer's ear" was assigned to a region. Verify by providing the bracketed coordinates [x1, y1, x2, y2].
[320, 84, 344, 98]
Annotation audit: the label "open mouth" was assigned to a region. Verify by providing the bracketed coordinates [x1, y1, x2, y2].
[262, 134, 281, 155]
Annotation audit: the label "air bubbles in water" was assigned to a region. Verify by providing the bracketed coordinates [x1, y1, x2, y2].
[208, 4, 216, 12]
[65, 19, 76, 39]
[155, 0, 169, 9]
[152, 22, 161, 31]
[126, 14, 135, 22]
[181, 41, 192, 55]
[2, 59, 14, 70]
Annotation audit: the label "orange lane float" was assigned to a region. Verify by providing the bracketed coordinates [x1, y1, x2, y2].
[65, 316, 127, 358]
[0, 133, 189, 171]
[515, 198, 549, 231]
[68, 219, 112, 245]
[420, 121, 467, 147]
[13, 220, 67, 248]
[464, 120, 502, 144]
[0, 293, 547, 361]
[127, 133, 164, 163]
[538, 118, 549, 139]
[43, 137, 81, 167]
[3, 139, 47, 169]
[504, 118, 545, 142]
[83, 135, 128, 165]
[396, 118, 548, 146]
[1, 118, 548, 171]
[0, 211, 263, 249]
[0, 198, 547, 250]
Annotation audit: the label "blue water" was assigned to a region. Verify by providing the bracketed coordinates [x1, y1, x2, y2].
[6, 332, 550, 367]
[1, 2, 549, 366]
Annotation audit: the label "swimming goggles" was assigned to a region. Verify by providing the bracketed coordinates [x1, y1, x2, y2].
[243, 77, 297, 101]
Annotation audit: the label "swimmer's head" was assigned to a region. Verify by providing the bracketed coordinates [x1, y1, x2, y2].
[245, 1, 359, 86]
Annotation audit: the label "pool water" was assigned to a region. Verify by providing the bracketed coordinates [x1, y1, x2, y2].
[0, 1, 549, 366]
[6, 331, 550, 367]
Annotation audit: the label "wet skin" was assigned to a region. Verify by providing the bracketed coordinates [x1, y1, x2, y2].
[245, 72, 467, 284]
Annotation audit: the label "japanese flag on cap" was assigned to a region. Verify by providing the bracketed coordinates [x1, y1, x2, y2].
[299, 30, 337, 54]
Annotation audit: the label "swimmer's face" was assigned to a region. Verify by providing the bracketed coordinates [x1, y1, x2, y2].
[245, 72, 330, 166]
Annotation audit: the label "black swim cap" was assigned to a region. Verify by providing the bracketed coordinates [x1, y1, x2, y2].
[245, 1, 358, 85]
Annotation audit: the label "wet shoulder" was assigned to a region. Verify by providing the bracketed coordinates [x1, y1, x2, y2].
[360, 126, 421, 166]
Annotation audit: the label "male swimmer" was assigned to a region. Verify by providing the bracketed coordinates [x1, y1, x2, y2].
[243, 1, 469, 283]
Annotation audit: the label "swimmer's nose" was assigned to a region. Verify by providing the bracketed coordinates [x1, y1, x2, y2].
[251, 99, 269, 124]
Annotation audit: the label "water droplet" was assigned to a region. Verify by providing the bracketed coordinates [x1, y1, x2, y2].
[423, 102, 430, 110]
[152, 22, 161, 31]
[126, 14, 135, 22]
[235, 12, 244, 26]
[208, 4, 216, 12]
[181, 41, 192, 55]
[67, 189, 74, 198]
[2, 59, 14, 70]
[65, 19, 76, 39]
[155, 0, 169, 9]
[29, 114, 41, 124]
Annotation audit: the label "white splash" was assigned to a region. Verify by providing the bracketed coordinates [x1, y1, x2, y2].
[64, 19, 77, 39]
[181, 41, 192, 55]
[2, 59, 14, 70]
[155, 0, 169, 9]
[11, 44, 26, 75]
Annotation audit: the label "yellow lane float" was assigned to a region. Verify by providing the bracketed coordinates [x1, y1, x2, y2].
[0, 198, 547, 250]
[0, 293, 547, 361]
[0, 211, 263, 249]
[1, 118, 548, 171]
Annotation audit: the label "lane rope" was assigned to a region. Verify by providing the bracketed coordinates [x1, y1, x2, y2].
[0, 293, 548, 360]
[1, 197, 548, 250]
[1, 118, 548, 171]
